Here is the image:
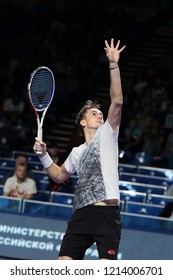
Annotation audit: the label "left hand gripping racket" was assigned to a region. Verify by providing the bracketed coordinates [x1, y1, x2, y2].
[28, 66, 55, 154]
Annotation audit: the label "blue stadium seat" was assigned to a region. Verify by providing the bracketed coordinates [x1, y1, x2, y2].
[120, 190, 147, 203]
[119, 180, 167, 195]
[0, 157, 15, 168]
[32, 170, 50, 191]
[12, 150, 41, 162]
[119, 163, 173, 181]
[22, 200, 73, 220]
[0, 196, 22, 213]
[119, 172, 171, 187]
[29, 161, 43, 171]
[0, 157, 43, 171]
[71, 174, 78, 185]
[32, 191, 51, 202]
[125, 201, 164, 216]
[0, 167, 13, 184]
[137, 166, 173, 180]
[51, 192, 74, 205]
[33, 171, 49, 182]
[147, 194, 173, 206]
[36, 180, 49, 191]
[119, 163, 137, 173]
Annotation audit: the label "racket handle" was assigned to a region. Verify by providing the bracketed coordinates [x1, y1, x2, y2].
[37, 127, 43, 141]
[36, 127, 43, 155]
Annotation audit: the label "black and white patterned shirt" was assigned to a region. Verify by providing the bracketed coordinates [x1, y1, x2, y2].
[64, 120, 120, 211]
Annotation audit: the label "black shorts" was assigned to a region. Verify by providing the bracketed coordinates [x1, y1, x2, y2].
[58, 205, 121, 260]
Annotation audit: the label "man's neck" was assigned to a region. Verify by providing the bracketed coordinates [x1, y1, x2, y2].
[84, 129, 97, 144]
[17, 178, 24, 183]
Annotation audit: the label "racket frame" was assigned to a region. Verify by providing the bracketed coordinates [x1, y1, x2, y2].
[28, 66, 55, 153]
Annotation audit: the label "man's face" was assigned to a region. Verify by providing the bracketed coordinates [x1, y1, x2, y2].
[81, 108, 104, 129]
[16, 166, 26, 181]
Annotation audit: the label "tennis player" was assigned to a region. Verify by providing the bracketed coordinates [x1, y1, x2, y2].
[33, 38, 126, 260]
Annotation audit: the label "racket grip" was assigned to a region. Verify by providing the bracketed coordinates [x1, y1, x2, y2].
[36, 127, 43, 155]
[37, 127, 43, 141]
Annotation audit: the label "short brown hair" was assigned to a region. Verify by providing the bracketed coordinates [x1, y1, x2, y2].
[76, 100, 101, 129]
[15, 156, 28, 166]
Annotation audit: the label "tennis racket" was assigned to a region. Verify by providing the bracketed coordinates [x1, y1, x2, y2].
[28, 66, 55, 154]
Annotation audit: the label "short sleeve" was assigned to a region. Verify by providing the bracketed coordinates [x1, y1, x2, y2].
[64, 144, 86, 174]
[64, 150, 78, 174]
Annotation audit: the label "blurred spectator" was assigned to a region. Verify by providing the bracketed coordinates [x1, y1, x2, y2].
[126, 97, 141, 120]
[137, 104, 153, 132]
[46, 142, 73, 193]
[141, 117, 166, 167]
[47, 142, 65, 165]
[3, 94, 25, 124]
[140, 87, 152, 107]
[122, 77, 138, 107]
[1, 155, 35, 184]
[133, 70, 148, 96]
[3, 163, 37, 199]
[149, 134, 166, 168]
[123, 117, 144, 161]
[151, 77, 165, 102]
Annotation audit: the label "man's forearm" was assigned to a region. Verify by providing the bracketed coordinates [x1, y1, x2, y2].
[109, 62, 123, 104]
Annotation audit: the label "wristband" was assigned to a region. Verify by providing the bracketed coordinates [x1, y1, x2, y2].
[109, 62, 119, 69]
[39, 152, 53, 169]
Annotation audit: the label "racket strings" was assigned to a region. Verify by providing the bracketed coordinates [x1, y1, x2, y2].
[30, 69, 54, 111]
